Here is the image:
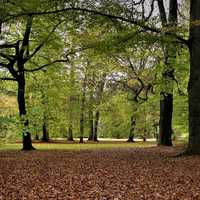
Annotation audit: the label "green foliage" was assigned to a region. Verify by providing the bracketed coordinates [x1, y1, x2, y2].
[0, 0, 190, 143]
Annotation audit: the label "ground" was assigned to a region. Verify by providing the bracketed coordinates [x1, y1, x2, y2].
[0, 143, 200, 200]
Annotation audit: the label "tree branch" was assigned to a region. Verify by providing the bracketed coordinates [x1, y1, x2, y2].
[0, 52, 15, 61]
[24, 21, 63, 63]
[0, 77, 17, 81]
[3, 7, 188, 45]
[19, 15, 33, 60]
[24, 59, 69, 72]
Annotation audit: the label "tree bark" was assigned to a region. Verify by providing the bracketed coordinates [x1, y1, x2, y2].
[18, 74, 35, 150]
[80, 111, 84, 143]
[88, 109, 94, 141]
[93, 111, 99, 142]
[79, 78, 86, 143]
[41, 91, 49, 142]
[158, 0, 177, 146]
[41, 121, 49, 142]
[127, 115, 136, 142]
[187, 0, 200, 153]
[67, 123, 74, 141]
[159, 93, 173, 146]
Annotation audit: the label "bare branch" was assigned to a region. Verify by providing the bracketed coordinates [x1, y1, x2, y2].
[157, 0, 167, 25]
[0, 52, 15, 61]
[0, 77, 17, 81]
[19, 15, 33, 60]
[3, 7, 188, 45]
[24, 21, 63, 63]
[0, 62, 8, 67]
[24, 59, 69, 72]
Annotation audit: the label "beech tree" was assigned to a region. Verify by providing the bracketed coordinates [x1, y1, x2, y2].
[187, 0, 200, 153]
[157, 0, 178, 146]
[0, 1, 67, 150]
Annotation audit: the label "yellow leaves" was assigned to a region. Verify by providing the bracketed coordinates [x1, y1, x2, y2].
[0, 96, 17, 114]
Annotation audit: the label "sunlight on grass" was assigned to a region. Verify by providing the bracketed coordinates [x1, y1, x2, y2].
[0, 141, 156, 151]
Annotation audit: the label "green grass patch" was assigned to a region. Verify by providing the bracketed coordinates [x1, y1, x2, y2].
[0, 141, 156, 151]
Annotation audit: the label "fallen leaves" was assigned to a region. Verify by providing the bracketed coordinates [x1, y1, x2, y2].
[0, 147, 200, 199]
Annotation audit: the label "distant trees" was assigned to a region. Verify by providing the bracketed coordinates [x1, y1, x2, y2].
[1, 0, 200, 154]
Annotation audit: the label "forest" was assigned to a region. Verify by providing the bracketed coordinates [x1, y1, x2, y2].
[1, 0, 200, 199]
[1, 0, 193, 150]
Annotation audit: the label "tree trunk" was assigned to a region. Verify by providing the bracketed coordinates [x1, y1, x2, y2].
[41, 121, 49, 142]
[41, 91, 49, 142]
[88, 104, 94, 141]
[79, 113, 84, 143]
[80, 104, 84, 143]
[158, 0, 177, 146]
[93, 111, 99, 142]
[67, 124, 74, 141]
[79, 78, 86, 143]
[187, 0, 200, 153]
[35, 134, 39, 140]
[127, 115, 135, 142]
[90, 73, 106, 142]
[79, 95, 85, 143]
[159, 93, 173, 146]
[18, 77, 35, 150]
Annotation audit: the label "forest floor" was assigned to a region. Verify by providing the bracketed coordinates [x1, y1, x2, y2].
[0, 145, 200, 200]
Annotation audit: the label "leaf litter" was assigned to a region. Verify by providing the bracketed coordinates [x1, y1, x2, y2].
[0, 146, 200, 200]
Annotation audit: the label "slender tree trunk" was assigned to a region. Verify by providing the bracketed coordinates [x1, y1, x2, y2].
[91, 73, 106, 142]
[93, 111, 99, 142]
[88, 94, 94, 141]
[80, 113, 84, 143]
[35, 134, 39, 140]
[127, 115, 136, 142]
[41, 121, 49, 142]
[41, 91, 49, 142]
[88, 109, 94, 141]
[18, 74, 35, 150]
[79, 78, 86, 143]
[187, 0, 200, 153]
[67, 62, 76, 141]
[67, 123, 74, 141]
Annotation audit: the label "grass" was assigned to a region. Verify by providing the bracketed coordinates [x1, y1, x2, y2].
[0, 141, 156, 151]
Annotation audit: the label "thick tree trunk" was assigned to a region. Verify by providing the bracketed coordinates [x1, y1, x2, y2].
[187, 0, 200, 153]
[158, 0, 177, 146]
[127, 115, 135, 142]
[18, 77, 35, 150]
[159, 93, 173, 146]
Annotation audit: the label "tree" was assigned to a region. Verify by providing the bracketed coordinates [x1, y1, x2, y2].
[79, 75, 86, 143]
[0, 0, 66, 149]
[157, 0, 178, 146]
[187, 0, 200, 153]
